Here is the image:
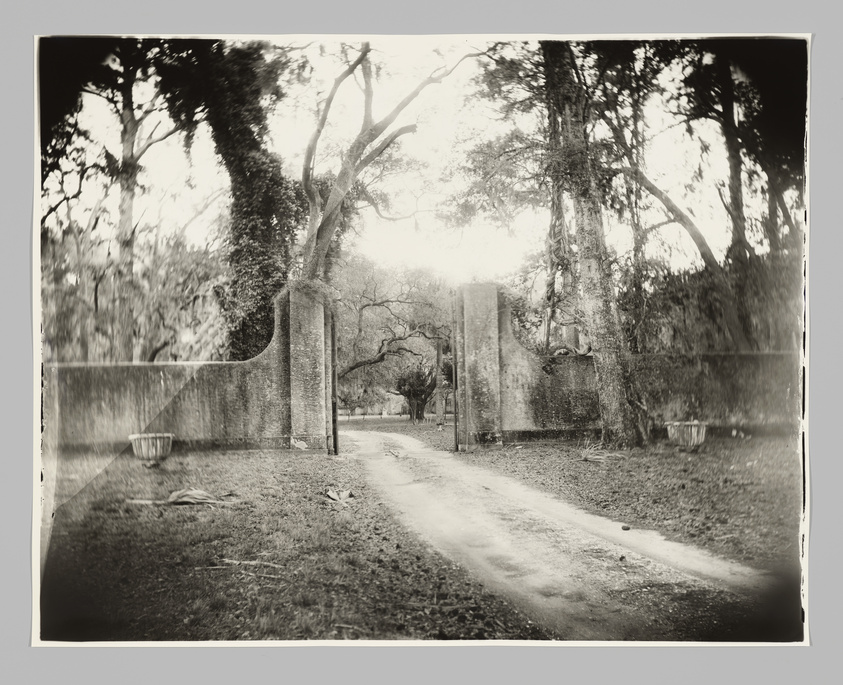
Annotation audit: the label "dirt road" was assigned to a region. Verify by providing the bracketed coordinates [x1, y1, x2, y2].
[343, 430, 798, 641]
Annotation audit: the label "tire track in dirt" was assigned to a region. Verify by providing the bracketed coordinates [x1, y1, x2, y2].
[343, 430, 777, 641]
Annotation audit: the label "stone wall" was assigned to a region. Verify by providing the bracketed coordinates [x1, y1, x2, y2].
[44, 287, 330, 453]
[454, 284, 802, 450]
[39, 287, 333, 579]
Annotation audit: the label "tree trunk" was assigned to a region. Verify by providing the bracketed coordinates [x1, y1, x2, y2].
[300, 44, 468, 282]
[715, 56, 755, 349]
[71, 230, 89, 362]
[115, 164, 137, 361]
[541, 41, 643, 448]
[764, 170, 782, 254]
[621, 169, 646, 353]
[545, 81, 580, 355]
[139, 228, 161, 363]
[435, 339, 444, 425]
[716, 56, 750, 262]
[574, 196, 643, 447]
[115, 73, 140, 362]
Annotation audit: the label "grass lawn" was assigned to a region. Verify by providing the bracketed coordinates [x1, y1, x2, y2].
[40, 418, 804, 642]
[40, 445, 548, 642]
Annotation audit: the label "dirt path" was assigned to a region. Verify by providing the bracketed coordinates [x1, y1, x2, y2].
[343, 430, 785, 641]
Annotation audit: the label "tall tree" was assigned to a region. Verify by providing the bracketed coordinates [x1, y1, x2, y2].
[92, 40, 183, 361]
[541, 40, 644, 447]
[154, 39, 309, 360]
[299, 42, 478, 282]
[695, 38, 807, 248]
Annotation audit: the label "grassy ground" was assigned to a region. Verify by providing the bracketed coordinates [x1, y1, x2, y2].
[41, 446, 548, 642]
[40, 419, 804, 642]
[347, 416, 456, 453]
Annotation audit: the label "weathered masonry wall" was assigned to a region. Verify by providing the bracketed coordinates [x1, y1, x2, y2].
[45, 287, 331, 454]
[40, 287, 332, 579]
[454, 284, 801, 450]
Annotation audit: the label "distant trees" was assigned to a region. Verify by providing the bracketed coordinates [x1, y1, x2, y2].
[331, 253, 451, 420]
[41, 212, 226, 364]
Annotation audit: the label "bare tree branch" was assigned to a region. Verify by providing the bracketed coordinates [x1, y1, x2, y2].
[338, 344, 421, 379]
[175, 189, 226, 238]
[356, 182, 434, 223]
[621, 166, 721, 272]
[147, 340, 170, 363]
[134, 122, 182, 160]
[353, 124, 418, 179]
[81, 86, 121, 114]
[302, 43, 372, 217]
[366, 52, 483, 144]
[301, 47, 480, 280]
[137, 93, 163, 124]
[621, 166, 751, 350]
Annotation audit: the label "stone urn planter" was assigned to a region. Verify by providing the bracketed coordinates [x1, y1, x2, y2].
[665, 421, 707, 451]
[128, 433, 174, 467]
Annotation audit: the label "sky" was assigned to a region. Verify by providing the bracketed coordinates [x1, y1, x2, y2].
[266, 37, 545, 283]
[57, 36, 780, 287]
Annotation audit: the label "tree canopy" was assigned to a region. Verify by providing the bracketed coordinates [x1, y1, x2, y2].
[38, 36, 807, 442]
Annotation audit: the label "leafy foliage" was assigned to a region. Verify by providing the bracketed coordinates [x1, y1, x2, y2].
[617, 252, 803, 353]
[393, 361, 438, 422]
[156, 40, 309, 360]
[134, 233, 228, 361]
[41, 215, 227, 363]
[331, 252, 450, 417]
[39, 37, 130, 185]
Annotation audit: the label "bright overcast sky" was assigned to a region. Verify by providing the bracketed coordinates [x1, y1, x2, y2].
[266, 36, 545, 284]
[72, 36, 747, 284]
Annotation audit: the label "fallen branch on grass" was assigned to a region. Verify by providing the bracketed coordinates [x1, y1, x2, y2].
[125, 488, 241, 506]
[196, 559, 286, 579]
[125, 498, 239, 505]
[221, 558, 285, 570]
[403, 602, 479, 611]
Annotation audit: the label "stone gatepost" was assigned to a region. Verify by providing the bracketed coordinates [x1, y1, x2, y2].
[281, 287, 329, 452]
[455, 284, 503, 449]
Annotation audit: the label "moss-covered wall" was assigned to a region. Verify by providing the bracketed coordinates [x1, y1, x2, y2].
[629, 353, 801, 429]
[455, 284, 802, 449]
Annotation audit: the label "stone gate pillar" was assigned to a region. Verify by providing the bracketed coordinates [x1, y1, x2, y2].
[286, 288, 328, 452]
[455, 284, 503, 450]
